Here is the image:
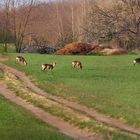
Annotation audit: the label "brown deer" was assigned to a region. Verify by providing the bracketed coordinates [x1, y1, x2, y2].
[16, 56, 27, 65]
[42, 62, 56, 71]
[133, 58, 140, 65]
[72, 61, 82, 69]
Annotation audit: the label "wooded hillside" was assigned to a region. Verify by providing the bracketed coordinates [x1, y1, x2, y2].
[0, 0, 140, 53]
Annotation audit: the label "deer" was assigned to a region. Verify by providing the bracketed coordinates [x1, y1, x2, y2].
[16, 56, 27, 65]
[133, 57, 140, 65]
[42, 62, 56, 71]
[72, 61, 82, 69]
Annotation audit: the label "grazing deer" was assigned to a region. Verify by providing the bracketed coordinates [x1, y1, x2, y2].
[42, 62, 56, 71]
[133, 58, 140, 65]
[16, 56, 27, 65]
[72, 61, 82, 69]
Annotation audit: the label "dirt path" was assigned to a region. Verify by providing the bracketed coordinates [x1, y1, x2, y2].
[0, 63, 140, 136]
[0, 55, 8, 62]
[0, 83, 101, 140]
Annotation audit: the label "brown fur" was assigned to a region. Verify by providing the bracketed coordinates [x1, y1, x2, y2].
[72, 61, 82, 69]
[16, 56, 27, 65]
[42, 62, 56, 71]
[133, 58, 140, 65]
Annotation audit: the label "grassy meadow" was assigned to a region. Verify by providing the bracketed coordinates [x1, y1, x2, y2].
[0, 96, 74, 140]
[0, 45, 76, 140]
[3, 53, 140, 129]
[0, 71, 74, 140]
[0, 44, 16, 53]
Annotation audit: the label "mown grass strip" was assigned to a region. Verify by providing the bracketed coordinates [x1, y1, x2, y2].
[3, 53, 140, 129]
[4, 72, 139, 140]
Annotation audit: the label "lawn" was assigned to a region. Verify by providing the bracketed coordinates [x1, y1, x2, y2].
[3, 53, 140, 128]
[0, 43, 15, 53]
[0, 79, 73, 140]
[0, 70, 73, 140]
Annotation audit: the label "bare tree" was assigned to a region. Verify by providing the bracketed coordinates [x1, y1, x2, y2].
[54, 0, 64, 41]
[10, 0, 36, 53]
[83, 0, 140, 49]
[3, 0, 11, 52]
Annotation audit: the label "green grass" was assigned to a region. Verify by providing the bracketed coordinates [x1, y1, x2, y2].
[0, 95, 74, 140]
[4, 73, 138, 140]
[3, 53, 140, 128]
[0, 43, 16, 53]
[0, 70, 3, 79]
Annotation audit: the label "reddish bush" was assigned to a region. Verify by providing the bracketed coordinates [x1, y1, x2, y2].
[91, 45, 104, 53]
[57, 41, 127, 55]
[57, 41, 93, 55]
